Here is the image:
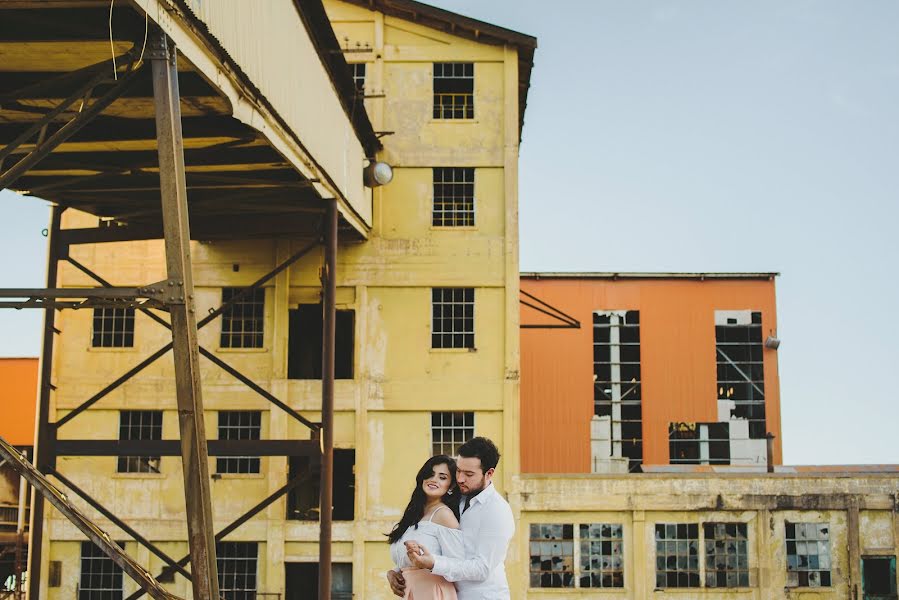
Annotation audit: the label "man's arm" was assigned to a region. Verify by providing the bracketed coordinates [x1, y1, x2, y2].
[429, 504, 514, 583]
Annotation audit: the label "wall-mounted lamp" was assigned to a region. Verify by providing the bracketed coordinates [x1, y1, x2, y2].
[764, 336, 781, 350]
[363, 160, 393, 187]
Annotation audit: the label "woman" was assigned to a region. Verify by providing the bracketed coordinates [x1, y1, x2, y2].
[387, 455, 464, 599]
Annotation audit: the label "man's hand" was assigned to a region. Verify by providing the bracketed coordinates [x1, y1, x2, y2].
[406, 542, 436, 570]
[386, 569, 405, 597]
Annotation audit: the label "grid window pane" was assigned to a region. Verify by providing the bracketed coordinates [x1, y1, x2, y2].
[217, 542, 258, 600]
[350, 63, 366, 93]
[220, 288, 265, 349]
[431, 288, 474, 349]
[433, 62, 474, 119]
[716, 311, 766, 439]
[529, 523, 575, 588]
[704, 522, 750, 587]
[117, 410, 162, 473]
[786, 522, 831, 588]
[433, 167, 475, 227]
[79, 541, 123, 600]
[593, 310, 642, 472]
[431, 412, 474, 456]
[579, 523, 624, 588]
[91, 307, 135, 348]
[655, 523, 700, 588]
[217, 411, 261, 474]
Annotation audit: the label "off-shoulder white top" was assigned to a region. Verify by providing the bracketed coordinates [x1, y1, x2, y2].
[389, 505, 465, 570]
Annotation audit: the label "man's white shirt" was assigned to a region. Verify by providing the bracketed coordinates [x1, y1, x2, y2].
[431, 482, 515, 600]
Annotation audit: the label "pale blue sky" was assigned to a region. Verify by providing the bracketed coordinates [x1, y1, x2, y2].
[2, 1, 897, 465]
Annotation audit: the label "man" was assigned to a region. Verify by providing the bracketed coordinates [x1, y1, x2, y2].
[386, 437, 515, 599]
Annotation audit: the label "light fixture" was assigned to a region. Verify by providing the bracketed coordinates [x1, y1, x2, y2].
[363, 160, 393, 187]
[764, 336, 781, 350]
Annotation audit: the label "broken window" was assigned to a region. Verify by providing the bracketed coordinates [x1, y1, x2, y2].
[350, 62, 366, 94]
[669, 422, 731, 465]
[785, 522, 831, 587]
[79, 541, 124, 600]
[655, 523, 700, 588]
[216, 542, 257, 600]
[117, 410, 162, 473]
[216, 411, 261, 474]
[286, 562, 353, 600]
[286, 449, 355, 521]
[716, 310, 766, 438]
[529, 524, 574, 588]
[431, 288, 474, 349]
[287, 305, 354, 379]
[91, 306, 135, 348]
[704, 523, 750, 587]
[433, 62, 474, 119]
[593, 311, 643, 472]
[431, 412, 474, 456]
[220, 287, 265, 349]
[579, 523, 624, 588]
[862, 556, 897, 599]
[433, 167, 475, 227]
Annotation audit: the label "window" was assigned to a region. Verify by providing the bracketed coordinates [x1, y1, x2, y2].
[350, 62, 365, 94]
[594, 311, 642, 472]
[217, 411, 261, 474]
[286, 562, 352, 600]
[287, 449, 355, 521]
[117, 410, 162, 473]
[220, 287, 265, 349]
[669, 422, 731, 465]
[529, 524, 574, 588]
[655, 523, 700, 588]
[433, 167, 475, 227]
[287, 306, 354, 379]
[79, 541, 123, 600]
[716, 310, 766, 438]
[862, 556, 897, 599]
[579, 524, 624, 588]
[216, 542, 257, 600]
[91, 307, 135, 348]
[704, 523, 749, 587]
[431, 288, 474, 349]
[431, 412, 474, 456]
[433, 62, 473, 119]
[786, 522, 831, 587]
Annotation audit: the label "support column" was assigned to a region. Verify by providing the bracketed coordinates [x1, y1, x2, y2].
[318, 200, 337, 600]
[27, 205, 62, 600]
[150, 32, 219, 600]
[847, 498, 861, 600]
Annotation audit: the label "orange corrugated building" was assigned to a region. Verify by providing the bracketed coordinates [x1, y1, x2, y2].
[0, 357, 38, 447]
[520, 273, 781, 473]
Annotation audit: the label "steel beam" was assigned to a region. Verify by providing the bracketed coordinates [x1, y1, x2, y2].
[318, 199, 337, 600]
[150, 31, 219, 600]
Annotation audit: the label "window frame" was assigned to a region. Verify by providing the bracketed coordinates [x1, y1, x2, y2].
[216, 541, 258, 600]
[785, 521, 832, 588]
[91, 306, 135, 348]
[432, 167, 476, 228]
[220, 287, 266, 350]
[430, 411, 475, 456]
[430, 288, 475, 350]
[432, 62, 474, 119]
[79, 541, 124, 600]
[117, 410, 163, 474]
[216, 410, 262, 475]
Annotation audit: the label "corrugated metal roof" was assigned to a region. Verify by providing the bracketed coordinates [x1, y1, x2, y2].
[521, 272, 779, 280]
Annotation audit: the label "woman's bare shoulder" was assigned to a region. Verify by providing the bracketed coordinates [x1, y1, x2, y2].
[432, 504, 460, 529]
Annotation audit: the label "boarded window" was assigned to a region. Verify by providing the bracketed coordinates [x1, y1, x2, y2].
[287, 449, 355, 521]
[220, 287, 265, 349]
[216, 542, 257, 600]
[594, 311, 642, 472]
[716, 310, 766, 438]
[433, 167, 475, 227]
[786, 522, 831, 587]
[79, 541, 123, 600]
[117, 410, 162, 473]
[216, 411, 261, 474]
[704, 523, 750, 587]
[91, 307, 135, 348]
[529, 524, 574, 588]
[431, 412, 474, 456]
[433, 62, 474, 119]
[579, 523, 624, 588]
[431, 288, 474, 349]
[287, 305, 354, 379]
[655, 523, 700, 588]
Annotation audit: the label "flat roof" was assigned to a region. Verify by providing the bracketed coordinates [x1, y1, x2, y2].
[522, 272, 780, 281]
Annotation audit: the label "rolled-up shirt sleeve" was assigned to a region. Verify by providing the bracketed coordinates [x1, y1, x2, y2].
[431, 506, 514, 583]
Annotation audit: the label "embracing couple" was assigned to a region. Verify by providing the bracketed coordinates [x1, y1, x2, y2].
[385, 437, 515, 599]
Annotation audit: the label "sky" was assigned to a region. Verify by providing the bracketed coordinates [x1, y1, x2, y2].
[2, 1, 898, 465]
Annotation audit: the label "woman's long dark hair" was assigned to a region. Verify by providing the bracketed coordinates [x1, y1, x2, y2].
[387, 455, 461, 544]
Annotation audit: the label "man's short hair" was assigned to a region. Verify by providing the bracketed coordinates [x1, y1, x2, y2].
[458, 437, 500, 472]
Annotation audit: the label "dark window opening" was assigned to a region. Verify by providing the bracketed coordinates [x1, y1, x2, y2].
[433, 167, 475, 227]
[431, 288, 474, 349]
[655, 523, 700, 588]
[529, 524, 574, 588]
[220, 287, 265, 349]
[716, 311, 766, 438]
[785, 522, 832, 587]
[79, 541, 124, 600]
[669, 422, 731, 465]
[862, 556, 897, 599]
[287, 449, 354, 521]
[285, 562, 352, 600]
[117, 410, 162, 473]
[287, 305, 354, 379]
[350, 63, 366, 94]
[432, 411, 474, 456]
[704, 523, 750, 587]
[92, 307, 135, 348]
[216, 542, 257, 600]
[433, 62, 474, 119]
[579, 523, 624, 588]
[217, 411, 261, 474]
